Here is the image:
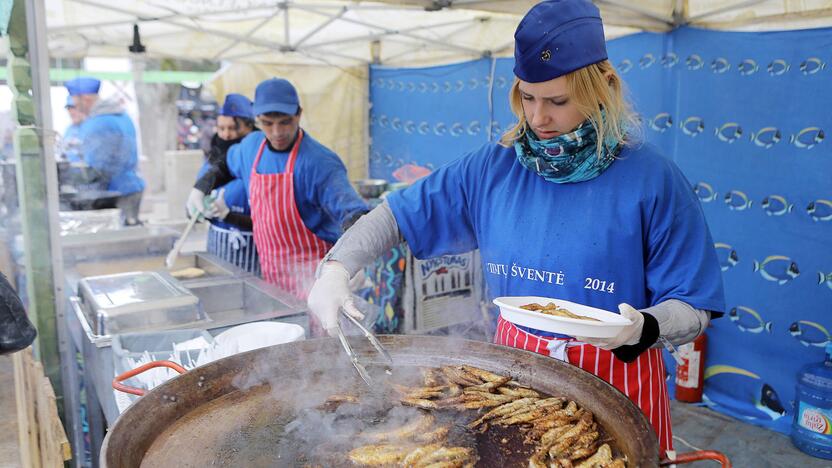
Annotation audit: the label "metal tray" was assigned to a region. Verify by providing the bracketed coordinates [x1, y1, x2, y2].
[77, 271, 203, 337]
[62, 225, 179, 262]
[72, 252, 241, 284]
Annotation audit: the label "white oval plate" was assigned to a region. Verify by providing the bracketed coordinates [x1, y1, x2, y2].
[493, 296, 632, 339]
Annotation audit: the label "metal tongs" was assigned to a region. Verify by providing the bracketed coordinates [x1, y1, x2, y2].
[334, 307, 394, 386]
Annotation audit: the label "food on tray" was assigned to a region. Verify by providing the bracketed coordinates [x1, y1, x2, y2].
[169, 267, 206, 279]
[521, 302, 600, 322]
[337, 365, 626, 467]
[316, 393, 359, 411]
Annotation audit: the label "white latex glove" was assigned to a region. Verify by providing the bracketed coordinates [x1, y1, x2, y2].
[205, 188, 230, 220]
[186, 188, 207, 219]
[574, 303, 644, 350]
[307, 262, 365, 336]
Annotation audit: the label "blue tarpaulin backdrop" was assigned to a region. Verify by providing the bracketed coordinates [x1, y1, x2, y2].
[369, 26, 832, 435]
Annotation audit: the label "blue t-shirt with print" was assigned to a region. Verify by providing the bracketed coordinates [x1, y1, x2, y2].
[387, 141, 725, 337]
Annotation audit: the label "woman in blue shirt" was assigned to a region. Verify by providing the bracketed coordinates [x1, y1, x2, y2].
[307, 0, 724, 456]
[187, 94, 260, 273]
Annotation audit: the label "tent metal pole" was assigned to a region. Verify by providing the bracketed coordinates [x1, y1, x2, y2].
[50, 13, 184, 33]
[672, 0, 687, 27]
[595, 0, 674, 27]
[211, 14, 276, 61]
[9, 0, 72, 455]
[218, 47, 275, 62]
[292, 6, 347, 49]
[222, 44, 368, 64]
[687, 0, 767, 23]
[381, 20, 484, 62]
[296, 47, 369, 64]
[290, 2, 432, 12]
[71, 0, 289, 51]
[60, 0, 282, 31]
[283, 2, 291, 46]
[297, 4, 480, 53]
[299, 9, 483, 55]
[303, 14, 480, 46]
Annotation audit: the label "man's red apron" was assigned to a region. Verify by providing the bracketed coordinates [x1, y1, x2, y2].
[495, 316, 674, 455]
[249, 131, 333, 307]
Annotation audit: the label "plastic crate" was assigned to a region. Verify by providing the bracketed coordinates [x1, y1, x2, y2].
[111, 329, 213, 412]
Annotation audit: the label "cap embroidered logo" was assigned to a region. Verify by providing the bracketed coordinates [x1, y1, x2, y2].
[541, 50, 552, 62]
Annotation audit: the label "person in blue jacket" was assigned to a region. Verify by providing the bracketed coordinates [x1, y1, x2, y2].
[191, 78, 368, 313]
[307, 0, 724, 456]
[61, 95, 84, 163]
[187, 94, 259, 273]
[66, 77, 146, 225]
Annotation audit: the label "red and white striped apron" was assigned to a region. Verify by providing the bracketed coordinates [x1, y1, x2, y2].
[495, 316, 674, 455]
[249, 131, 332, 308]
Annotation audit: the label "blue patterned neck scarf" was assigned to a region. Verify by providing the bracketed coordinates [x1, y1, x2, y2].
[514, 117, 621, 184]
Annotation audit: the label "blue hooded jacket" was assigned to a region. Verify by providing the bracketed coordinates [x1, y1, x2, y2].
[79, 97, 145, 194]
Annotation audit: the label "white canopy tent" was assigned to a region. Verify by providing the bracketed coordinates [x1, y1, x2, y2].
[33, 0, 832, 180]
[44, 1, 832, 66]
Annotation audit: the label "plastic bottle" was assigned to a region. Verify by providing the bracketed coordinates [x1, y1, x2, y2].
[792, 342, 832, 459]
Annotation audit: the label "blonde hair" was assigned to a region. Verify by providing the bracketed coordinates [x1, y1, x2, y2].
[499, 60, 641, 158]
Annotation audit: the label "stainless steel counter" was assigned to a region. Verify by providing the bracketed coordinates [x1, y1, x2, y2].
[62, 251, 308, 467]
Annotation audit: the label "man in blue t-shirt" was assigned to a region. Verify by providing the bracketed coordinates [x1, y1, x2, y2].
[192, 78, 367, 311]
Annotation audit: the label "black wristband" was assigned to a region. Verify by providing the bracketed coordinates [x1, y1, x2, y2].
[611, 312, 660, 363]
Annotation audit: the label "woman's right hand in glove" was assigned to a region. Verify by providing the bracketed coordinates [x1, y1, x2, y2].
[306, 262, 365, 336]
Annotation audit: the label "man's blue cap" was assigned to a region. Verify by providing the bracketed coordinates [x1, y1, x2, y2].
[513, 0, 608, 83]
[253, 78, 299, 116]
[65, 77, 101, 96]
[219, 93, 254, 119]
[65, 95, 75, 108]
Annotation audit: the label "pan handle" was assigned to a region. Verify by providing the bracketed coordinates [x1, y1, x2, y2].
[660, 450, 731, 467]
[112, 360, 188, 396]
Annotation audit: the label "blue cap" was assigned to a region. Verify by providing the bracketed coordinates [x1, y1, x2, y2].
[219, 93, 254, 119]
[65, 95, 75, 108]
[65, 77, 101, 96]
[253, 78, 299, 116]
[513, 0, 608, 83]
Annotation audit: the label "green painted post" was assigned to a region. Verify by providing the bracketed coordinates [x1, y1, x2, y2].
[8, 0, 65, 406]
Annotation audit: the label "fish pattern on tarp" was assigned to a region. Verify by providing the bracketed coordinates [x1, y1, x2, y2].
[368, 26, 832, 435]
[606, 28, 832, 435]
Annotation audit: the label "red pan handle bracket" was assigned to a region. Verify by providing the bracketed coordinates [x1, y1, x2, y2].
[112, 360, 188, 396]
[660, 450, 731, 467]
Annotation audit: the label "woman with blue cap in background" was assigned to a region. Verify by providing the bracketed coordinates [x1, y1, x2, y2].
[194, 78, 368, 328]
[65, 76, 146, 225]
[186, 93, 259, 273]
[307, 0, 724, 456]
